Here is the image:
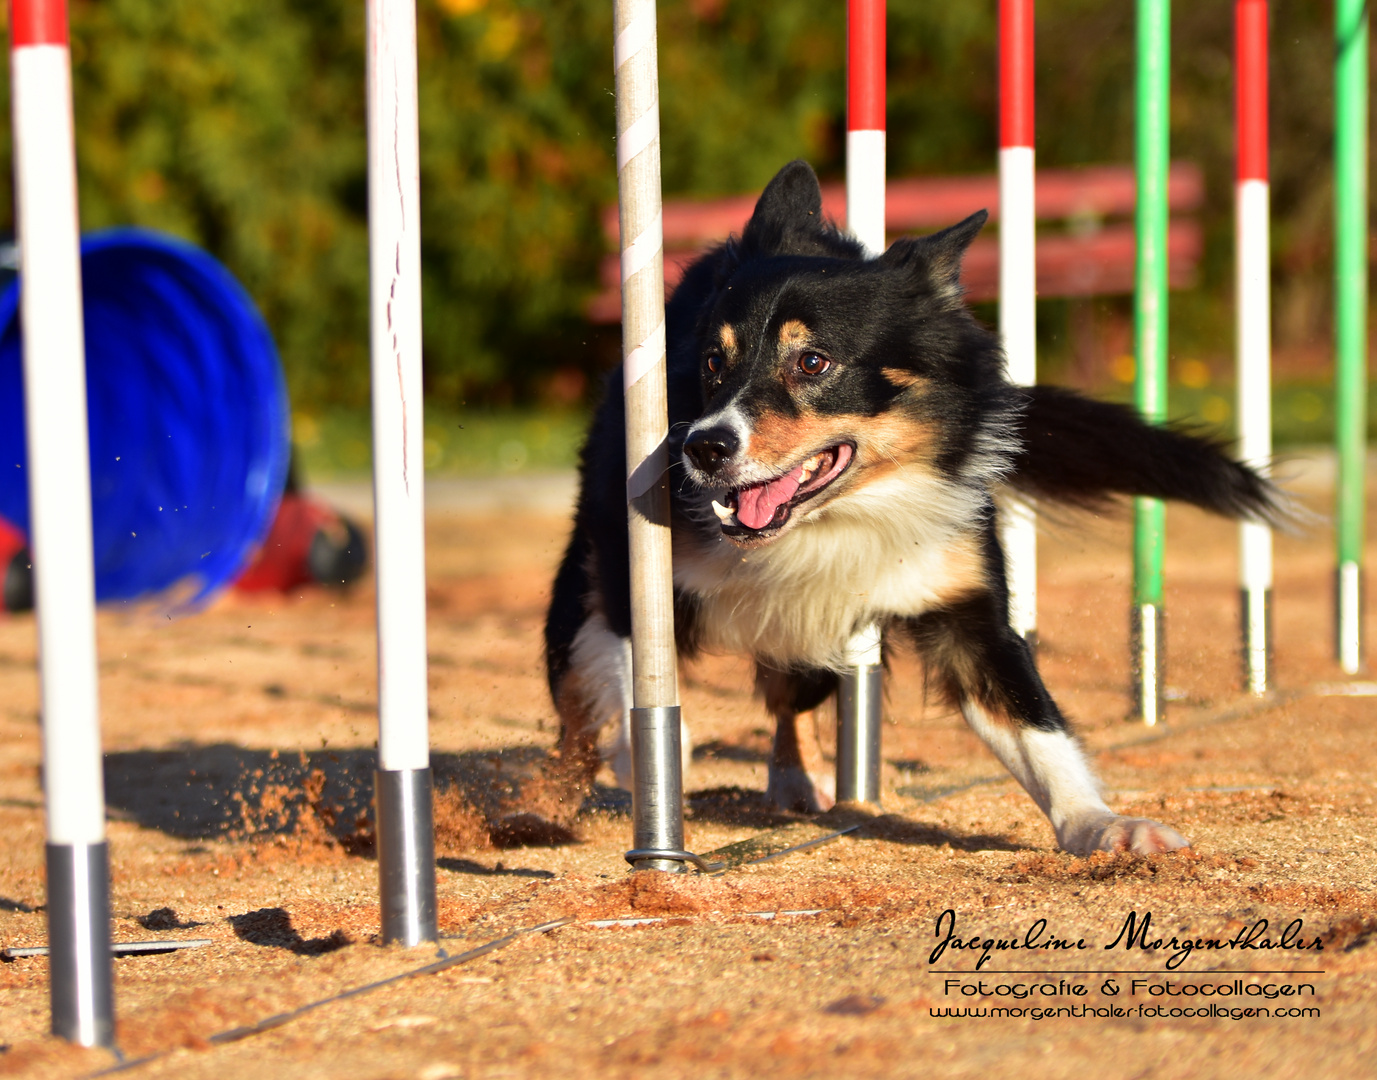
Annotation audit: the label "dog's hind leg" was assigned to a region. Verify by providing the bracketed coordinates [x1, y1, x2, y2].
[909, 594, 1190, 856]
[757, 663, 838, 813]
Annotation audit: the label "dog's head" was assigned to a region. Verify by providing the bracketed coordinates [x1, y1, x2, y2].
[679, 160, 1002, 547]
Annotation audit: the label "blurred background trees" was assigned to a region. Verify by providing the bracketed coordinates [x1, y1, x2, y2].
[0, 0, 1357, 419]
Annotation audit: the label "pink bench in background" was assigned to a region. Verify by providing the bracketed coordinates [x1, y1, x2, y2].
[588, 162, 1203, 322]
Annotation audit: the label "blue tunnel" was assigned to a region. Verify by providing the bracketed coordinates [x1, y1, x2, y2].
[0, 228, 291, 605]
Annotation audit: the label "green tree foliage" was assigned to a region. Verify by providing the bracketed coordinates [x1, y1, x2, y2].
[1033, 2, 1344, 363]
[1, 1, 378, 407]
[0, 2, 1357, 410]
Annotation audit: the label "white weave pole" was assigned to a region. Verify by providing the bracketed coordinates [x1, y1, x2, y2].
[366, 0, 437, 942]
[837, 0, 886, 806]
[615, 0, 689, 872]
[999, 0, 1038, 648]
[10, 0, 114, 1046]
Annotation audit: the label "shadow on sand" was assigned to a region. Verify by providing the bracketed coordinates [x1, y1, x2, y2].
[102, 744, 1024, 858]
[103, 743, 561, 851]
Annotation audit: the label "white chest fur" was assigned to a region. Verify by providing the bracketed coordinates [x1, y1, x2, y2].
[672, 471, 990, 669]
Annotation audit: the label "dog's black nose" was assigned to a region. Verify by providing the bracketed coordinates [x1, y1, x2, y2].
[683, 427, 739, 475]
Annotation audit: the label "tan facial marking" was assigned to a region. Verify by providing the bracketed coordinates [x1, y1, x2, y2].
[745, 411, 939, 474]
[776, 319, 811, 352]
[718, 323, 738, 359]
[747, 413, 852, 468]
[880, 367, 928, 390]
[856, 413, 938, 460]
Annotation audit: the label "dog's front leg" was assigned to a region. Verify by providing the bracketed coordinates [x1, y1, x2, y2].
[911, 597, 1190, 856]
[756, 663, 838, 813]
[551, 612, 696, 796]
[548, 610, 632, 789]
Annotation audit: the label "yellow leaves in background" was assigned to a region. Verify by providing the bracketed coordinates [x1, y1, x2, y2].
[1176, 358, 1211, 389]
[433, 0, 520, 61]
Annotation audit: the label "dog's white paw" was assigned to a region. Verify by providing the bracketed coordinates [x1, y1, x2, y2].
[1058, 812, 1190, 856]
[765, 764, 836, 813]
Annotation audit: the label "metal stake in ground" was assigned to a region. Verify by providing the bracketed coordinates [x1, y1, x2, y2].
[615, 0, 686, 872]
[1335, 0, 1368, 675]
[999, 0, 1038, 653]
[367, 0, 437, 942]
[1236, 0, 1273, 695]
[10, 0, 115, 1046]
[1132, 0, 1171, 726]
[837, 0, 886, 806]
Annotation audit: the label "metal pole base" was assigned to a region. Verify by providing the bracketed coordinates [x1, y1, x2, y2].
[46, 841, 115, 1047]
[1241, 587, 1273, 696]
[627, 706, 685, 872]
[1130, 603, 1166, 727]
[836, 663, 883, 805]
[623, 848, 724, 873]
[375, 768, 437, 946]
[1337, 562, 1365, 675]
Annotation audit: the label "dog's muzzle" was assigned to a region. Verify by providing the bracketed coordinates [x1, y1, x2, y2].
[683, 425, 739, 478]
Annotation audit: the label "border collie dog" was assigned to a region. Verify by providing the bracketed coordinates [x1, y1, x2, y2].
[545, 161, 1281, 855]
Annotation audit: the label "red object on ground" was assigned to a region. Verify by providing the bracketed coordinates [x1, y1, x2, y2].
[1, 496, 365, 605]
[0, 515, 31, 614]
[0, 516, 24, 565]
[234, 493, 344, 594]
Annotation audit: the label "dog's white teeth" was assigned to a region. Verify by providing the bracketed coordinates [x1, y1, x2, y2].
[710, 499, 736, 523]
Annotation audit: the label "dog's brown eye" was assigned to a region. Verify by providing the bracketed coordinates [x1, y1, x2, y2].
[705, 354, 722, 375]
[798, 353, 830, 376]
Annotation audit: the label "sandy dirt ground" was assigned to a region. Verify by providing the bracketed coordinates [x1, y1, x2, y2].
[3, 460, 1377, 1079]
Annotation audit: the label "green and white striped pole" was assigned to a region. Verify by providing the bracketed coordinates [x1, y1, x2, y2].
[1335, 0, 1368, 675]
[1132, 0, 1171, 725]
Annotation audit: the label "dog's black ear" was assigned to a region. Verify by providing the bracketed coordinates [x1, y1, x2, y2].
[740, 160, 828, 257]
[880, 209, 988, 299]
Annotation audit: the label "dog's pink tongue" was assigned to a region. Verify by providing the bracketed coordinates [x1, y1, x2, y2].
[735, 466, 804, 530]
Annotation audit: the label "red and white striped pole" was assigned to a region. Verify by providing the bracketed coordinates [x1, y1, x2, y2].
[366, 0, 437, 943]
[1236, 0, 1272, 694]
[837, 0, 885, 806]
[999, 0, 1038, 648]
[846, 0, 886, 255]
[9, 0, 115, 1045]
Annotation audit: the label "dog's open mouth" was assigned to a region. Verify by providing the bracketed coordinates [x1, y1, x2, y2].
[710, 443, 854, 537]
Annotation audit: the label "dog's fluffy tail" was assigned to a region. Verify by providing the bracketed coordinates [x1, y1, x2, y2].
[1009, 385, 1288, 525]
